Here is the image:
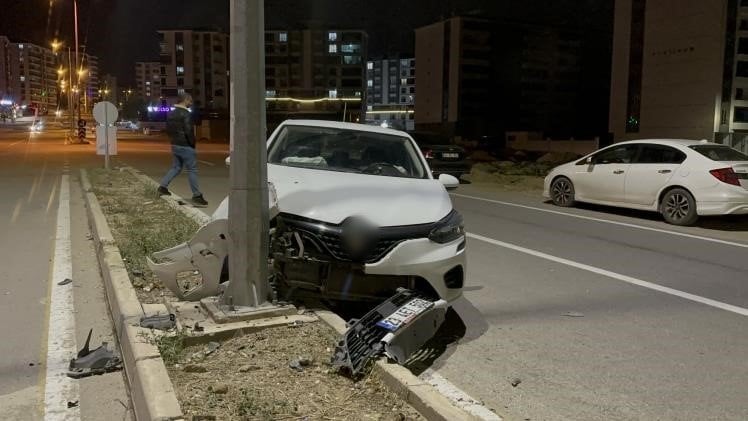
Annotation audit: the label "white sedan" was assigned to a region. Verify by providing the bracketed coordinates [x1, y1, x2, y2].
[543, 139, 748, 225]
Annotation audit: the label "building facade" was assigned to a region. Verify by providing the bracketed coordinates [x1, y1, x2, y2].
[157, 30, 229, 111]
[0, 39, 58, 112]
[610, 0, 748, 152]
[264, 28, 367, 128]
[415, 17, 591, 141]
[365, 57, 415, 131]
[135, 61, 161, 102]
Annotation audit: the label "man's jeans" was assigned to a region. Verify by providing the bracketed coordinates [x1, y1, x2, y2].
[160, 145, 202, 197]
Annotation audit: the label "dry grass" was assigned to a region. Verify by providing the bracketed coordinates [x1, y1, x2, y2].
[89, 168, 199, 303]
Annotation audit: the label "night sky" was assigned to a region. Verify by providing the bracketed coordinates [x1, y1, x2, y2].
[1, 0, 613, 86]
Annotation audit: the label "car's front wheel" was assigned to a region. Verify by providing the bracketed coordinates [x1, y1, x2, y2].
[550, 177, 576, 207]
[660, 188, 698, 226]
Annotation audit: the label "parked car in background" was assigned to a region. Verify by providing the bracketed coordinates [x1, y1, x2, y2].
[544, 139, 748, 225]
[408, 131, 472, 179]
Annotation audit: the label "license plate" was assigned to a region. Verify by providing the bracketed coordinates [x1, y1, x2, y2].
[442, 153, 459, 159]
[376, 298, 433, 332]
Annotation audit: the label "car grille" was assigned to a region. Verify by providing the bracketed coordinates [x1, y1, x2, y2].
[280, 214, 434, 264]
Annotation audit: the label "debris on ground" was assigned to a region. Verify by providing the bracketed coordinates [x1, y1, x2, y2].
[562, 312, 585, 318]
[140, 313, 177, 330]
[168, 321, 422, 420]
[58, 278, 73, 286]
[511, 378, 522, 387]
[183, 364, 208, 373]
[67, 329, 122, 379]
[67, 400, 79, 408]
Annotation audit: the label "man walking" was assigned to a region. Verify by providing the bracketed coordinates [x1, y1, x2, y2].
[158, 93, 208, 206]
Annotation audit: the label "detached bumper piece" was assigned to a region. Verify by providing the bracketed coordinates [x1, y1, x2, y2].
[67, 329, 122, 379]
[331, 288, 448, 377]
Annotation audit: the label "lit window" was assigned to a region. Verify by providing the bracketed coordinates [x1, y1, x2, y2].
[401, 59, 409, 67]
[328, 44, 337, 54]
[18, 44, 23, 49]
[328, 89, 338, 98]
[328, 32, 337, 42]
[401, 78, 407, 85]
[367, 105, 373, 111]
[146, 81, 151, 86]
[367, 62, 373, 70]
[265, 90, 276, 97]
[20, 76, 25, 82]
[177, 66, 185, 75]
[279, 32, 288, 42]
[367, 79, 373, 87]
[176, 44, 184, 51]
[178, 88, 185, 95]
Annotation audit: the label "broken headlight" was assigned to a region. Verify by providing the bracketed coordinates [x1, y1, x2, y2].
[428, 210, 465, 244]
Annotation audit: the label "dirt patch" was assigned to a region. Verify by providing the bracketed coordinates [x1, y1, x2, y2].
[167, 320, 422, 421]
[89, 167, 199, 303]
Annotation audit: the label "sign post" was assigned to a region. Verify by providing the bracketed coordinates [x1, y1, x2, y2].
[93, 101, 118, 169]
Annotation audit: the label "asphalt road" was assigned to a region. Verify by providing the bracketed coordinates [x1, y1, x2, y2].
[3, 129, 748, 420]
[0, 128, 130, 419]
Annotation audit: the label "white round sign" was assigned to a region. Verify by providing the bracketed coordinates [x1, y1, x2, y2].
[93, 101, 119, 125]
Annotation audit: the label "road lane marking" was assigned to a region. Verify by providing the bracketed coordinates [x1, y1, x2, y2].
[468, 232, 748, 317]
[43, 174, 80, 420]
[453, 193, 748, 249]
[198, 159, 216, 167]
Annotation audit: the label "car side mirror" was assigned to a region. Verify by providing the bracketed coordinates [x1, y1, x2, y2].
[586, 156, 594, 165]
[439, 174, 459, 190]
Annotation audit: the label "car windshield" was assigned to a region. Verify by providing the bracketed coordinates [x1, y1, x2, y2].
[690, 145, 748, 161]
[268, 125, 427, 178]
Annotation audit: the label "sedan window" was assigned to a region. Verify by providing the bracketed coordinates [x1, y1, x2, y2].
[635, 145, 686, 164]
[268, 125, 427, 178]
[591, 145, 639, 164]
[690, 145, 748, 161]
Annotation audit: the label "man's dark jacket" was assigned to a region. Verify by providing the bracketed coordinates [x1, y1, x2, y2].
[166, 106, 195, 148]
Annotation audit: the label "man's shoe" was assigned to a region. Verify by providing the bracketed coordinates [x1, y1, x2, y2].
[192, 195, 208, 206]
[157, 186, 172, 196]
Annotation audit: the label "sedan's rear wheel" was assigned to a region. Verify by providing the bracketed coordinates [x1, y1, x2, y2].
[551, 177, 576, 207]
[660, 188, 698, 226]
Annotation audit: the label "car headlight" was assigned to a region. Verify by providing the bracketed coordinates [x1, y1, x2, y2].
[429, 210, 465, 244]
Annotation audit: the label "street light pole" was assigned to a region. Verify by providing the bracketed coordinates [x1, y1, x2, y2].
[225, 0, 270, 307]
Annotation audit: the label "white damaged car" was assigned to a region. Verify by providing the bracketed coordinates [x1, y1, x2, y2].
[150, 120, 466, 305]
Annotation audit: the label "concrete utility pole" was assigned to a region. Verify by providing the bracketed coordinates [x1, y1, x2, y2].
[225, 0, 270, 308]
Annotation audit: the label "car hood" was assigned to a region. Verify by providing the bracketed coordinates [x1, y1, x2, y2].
[268, 164, 452, 226]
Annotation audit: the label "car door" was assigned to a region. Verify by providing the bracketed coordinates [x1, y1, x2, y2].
[573, 144, 639, 202]
[625, 144, 685, 206]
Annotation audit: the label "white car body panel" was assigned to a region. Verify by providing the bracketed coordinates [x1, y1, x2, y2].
[544, 139, 748, 217]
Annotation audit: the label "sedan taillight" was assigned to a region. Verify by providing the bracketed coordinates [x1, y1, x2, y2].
[422, 149, 434, 159]
[710, 168, 741, 186]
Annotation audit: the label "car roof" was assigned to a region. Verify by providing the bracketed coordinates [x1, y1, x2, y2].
[280, 119, 410, 137]
[614, 139, 719, 147]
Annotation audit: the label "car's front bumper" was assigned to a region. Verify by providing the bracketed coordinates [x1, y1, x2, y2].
[364, 236, 466, 303]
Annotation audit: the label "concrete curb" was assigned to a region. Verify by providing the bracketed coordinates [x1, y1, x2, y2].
[81, 169, 185, 421]
[124, 166, 211, 225]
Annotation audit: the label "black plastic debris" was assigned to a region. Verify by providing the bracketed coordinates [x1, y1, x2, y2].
[67, 400, 79, 408]
[193, 322, 204, 332]
[67, 329, 123, 379]
[58, 278, 73, 286]
[331, 288, 437, 377]
[140, 313, 176, 330]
